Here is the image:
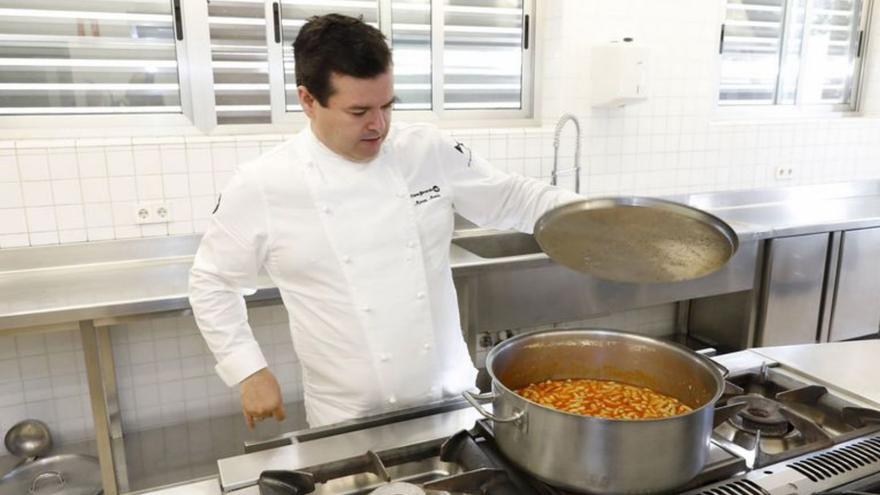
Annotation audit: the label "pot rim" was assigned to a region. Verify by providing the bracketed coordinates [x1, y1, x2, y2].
[485, 328, 726, 424]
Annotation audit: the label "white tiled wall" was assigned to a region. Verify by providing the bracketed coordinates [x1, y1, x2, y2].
[0, 331, 92, 456]
[112, 305, 300, 435]
[5, 116, 879, 249]
[0, 305, 301, 456]
[0, 136, 285, 248]
[536, 0, 880, 197]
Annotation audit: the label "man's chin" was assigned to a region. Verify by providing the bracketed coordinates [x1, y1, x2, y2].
[352, 138, 383, 161]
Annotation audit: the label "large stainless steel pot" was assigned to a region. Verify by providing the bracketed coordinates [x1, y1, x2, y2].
[463, 329, 727, 495]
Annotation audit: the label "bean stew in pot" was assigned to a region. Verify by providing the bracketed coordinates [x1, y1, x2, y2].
[515, 378, 692, 420]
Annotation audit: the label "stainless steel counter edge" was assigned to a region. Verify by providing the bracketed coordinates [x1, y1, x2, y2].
[217, 405, 484, 492]
[751, 341, 880, 409]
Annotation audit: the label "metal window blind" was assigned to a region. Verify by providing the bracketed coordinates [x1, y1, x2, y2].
[788, 0, 863, 104]
[720, 0, 786, 105]
[720, 0, 863, 106]
[0, 0, 181, 116]
[443, 0, 524, 110]
[207, 0, 272, 124]
[392, 0, 432, 110]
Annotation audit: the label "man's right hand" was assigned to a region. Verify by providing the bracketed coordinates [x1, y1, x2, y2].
[240, 367, 286, 429]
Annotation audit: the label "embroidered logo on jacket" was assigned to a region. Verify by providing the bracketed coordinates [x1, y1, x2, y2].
[411, 185, 441, 206]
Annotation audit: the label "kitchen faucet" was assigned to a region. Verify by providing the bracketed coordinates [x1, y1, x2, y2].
[551, 113, 582, 194]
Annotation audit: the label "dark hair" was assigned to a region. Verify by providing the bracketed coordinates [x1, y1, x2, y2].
[293, 14, 392, 106]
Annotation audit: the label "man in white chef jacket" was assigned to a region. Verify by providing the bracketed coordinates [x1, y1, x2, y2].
[188, 14, 581, 429]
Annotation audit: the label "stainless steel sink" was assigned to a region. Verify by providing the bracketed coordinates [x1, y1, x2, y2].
[452, 232, 543, 258]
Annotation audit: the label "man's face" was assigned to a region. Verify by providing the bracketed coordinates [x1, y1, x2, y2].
[298, 70, 395, 162]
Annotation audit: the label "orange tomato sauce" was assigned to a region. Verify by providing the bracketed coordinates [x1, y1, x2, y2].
[515, 378, 692, 420]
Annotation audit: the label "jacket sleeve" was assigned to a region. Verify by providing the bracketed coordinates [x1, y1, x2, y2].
[188, 168, 270, 387]
[431, 128, 583, 234]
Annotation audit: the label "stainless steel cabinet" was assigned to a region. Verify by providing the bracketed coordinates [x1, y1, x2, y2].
[828, 227, 880, 341]
[757, 233, 830, 346]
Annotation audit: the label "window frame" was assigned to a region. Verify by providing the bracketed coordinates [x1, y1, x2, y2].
[0, 0, 537, 137]
[713, 0, 874, 118]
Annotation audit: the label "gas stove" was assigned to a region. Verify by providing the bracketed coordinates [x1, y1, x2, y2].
[682, 362, 880, 495]
[713, 364, 880, 470]
[218, 352, 880, 495]
[255, 420, 746, 495]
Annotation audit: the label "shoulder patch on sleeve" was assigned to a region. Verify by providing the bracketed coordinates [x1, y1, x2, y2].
[212, 194, 222, 214]
[453, 141, 473, 167]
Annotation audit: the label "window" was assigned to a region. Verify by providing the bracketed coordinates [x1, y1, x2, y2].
[442, 0, 527, 110]
[389, 0, 432, 110]
[0, 0, 534, 130]
[207, 0, 273, 124]
[719, 0, 869, 108]
[272, 0, 533, 122]
[0, 0, 186, 116]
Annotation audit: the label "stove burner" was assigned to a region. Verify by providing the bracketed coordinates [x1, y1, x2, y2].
[728, 395, 793, 437]
[369, 481, 426, 495]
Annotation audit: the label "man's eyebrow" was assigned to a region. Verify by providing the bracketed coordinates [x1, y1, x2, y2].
[347, 96, 399, 111]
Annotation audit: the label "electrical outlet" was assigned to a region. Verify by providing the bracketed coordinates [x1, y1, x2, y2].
[134, 202, 172, 225]
[775, 166, 795, 180]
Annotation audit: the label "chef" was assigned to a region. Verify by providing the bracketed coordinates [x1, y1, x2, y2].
[188, 13, 582, 429]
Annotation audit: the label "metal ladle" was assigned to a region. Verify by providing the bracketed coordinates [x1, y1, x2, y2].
[4, 419, 53, 469]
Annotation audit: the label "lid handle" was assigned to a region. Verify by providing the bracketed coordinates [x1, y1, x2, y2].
[29, 471, 65, 494]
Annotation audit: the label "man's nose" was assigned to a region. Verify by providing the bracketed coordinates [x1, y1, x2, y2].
[366, 108, 386, 133]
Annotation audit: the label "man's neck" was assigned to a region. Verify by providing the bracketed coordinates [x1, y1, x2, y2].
[308, 122, 368, 163]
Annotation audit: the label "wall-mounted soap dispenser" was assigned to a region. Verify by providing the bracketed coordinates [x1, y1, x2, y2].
[590, 38, 649, 108]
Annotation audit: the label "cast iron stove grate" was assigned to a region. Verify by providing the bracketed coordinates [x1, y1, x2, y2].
[713, 369, 880, 469]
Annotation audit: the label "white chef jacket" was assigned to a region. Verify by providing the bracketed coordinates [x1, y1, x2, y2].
[188, 123, 581, 427]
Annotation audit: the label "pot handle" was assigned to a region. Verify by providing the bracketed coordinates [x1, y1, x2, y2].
[462, 391, 525, 424]
[30, 471, 65, 494]
[695, 353, 729, 379]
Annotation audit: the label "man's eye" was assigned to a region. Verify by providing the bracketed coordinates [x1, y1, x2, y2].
[351, 111, 367, 116]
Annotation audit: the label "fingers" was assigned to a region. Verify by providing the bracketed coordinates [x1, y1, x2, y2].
[243, 405, 286, 429]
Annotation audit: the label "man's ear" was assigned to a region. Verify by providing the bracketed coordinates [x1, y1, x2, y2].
[298, 86, 317, 118]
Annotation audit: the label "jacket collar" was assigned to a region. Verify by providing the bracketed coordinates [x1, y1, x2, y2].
[299, 124, 394, 168]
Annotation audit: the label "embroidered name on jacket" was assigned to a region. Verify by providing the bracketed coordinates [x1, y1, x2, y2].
[411, 185, 441, 206]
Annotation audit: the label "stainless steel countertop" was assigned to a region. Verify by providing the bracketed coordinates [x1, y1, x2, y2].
[3, 181, 880, 332]
[217, 403, 483, 492]
[0, 236, 526, 331]
[753, 340, 880, 408]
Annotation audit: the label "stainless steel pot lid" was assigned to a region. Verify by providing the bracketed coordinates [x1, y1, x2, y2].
[534, 197, 738, 283]
[0, 454, 101, 495]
